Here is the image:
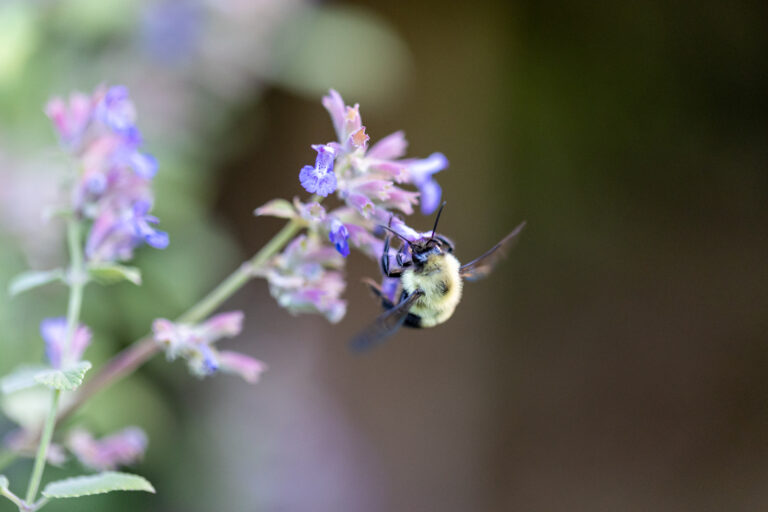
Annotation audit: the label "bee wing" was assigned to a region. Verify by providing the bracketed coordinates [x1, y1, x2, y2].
[350, 289, 425, 352]
[459, 221, 526, 281]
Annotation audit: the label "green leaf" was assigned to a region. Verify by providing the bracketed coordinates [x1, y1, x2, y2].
[8, 269, 64, 296]
[0, 475, 8, 490]
[254, 198, 296, 219]
[87, 263, 142, 286]
[42, 472, 155, 498]
[0, 365, 50, 394]
[34, 361, 92, 391]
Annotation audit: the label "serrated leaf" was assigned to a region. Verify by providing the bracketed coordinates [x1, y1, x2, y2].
[254, 199, 296, 219]
[87, 263, 142, 286]
[42, 472, 155, 498]
[34, 361, 91, 391]
[0, 475, 8, 489]
[8, 269, 64, 296]
[0, 365, 50, 394]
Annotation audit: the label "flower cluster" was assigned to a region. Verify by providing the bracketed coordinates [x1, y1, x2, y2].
[152, 311, 267, 383]
[260, 234, 347, 323]
[67, 427, 147, 471]
[256, 89, 448, 322]
[46, 85, 168, 262]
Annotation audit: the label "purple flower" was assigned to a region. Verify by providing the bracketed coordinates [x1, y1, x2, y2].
[126, 151, 158, 179]
[152, 311, 261, 381]
[263, 235, 347, 323]
[67, 427, 147, 471]
[131, 200, 169, 249]
[3, 430, 67, 465]
[328, 218, 350, 257]
[40, 317, 91, 369]
[45, 92, 94, 148]
[218, 351, 268, 383]
[406, 152, 449, 215]
[299, 144, 337, 197]
[367, 130, 407, 160]
[96, 86, 137, 133]
[86, 200, 168, 262]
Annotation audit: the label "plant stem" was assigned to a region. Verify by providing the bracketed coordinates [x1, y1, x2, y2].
[25, 220, 85, 504]
[0, 484, 25, 509]
[23, 390, 59, 505]
[56, 216, 305, 425]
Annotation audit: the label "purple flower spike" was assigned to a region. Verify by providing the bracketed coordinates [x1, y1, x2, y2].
[299, 144, 337, 197]
[68, 427, 147, 471]
[40, 317, 92, 369]
[328, 218, 350, 257]
[96, 86, 137, 133]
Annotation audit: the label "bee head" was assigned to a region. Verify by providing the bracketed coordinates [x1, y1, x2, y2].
[410, 238, 445, 264]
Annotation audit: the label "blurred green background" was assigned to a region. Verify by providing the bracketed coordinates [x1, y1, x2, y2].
[1, 0, 767, 510]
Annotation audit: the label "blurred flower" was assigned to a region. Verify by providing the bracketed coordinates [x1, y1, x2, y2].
[299, 144, 338, 197]
[95, 85, 136, 133]
[141, 0, 203, 64]
[46, 85, 168, 263]
[152, 311, 266, 383]
[40, 317, 91, 369]
[218, 351, 268, 384]
[3, 430, 66, 465]
[44, 92, 93, 148]
[67, 427, 147, 471]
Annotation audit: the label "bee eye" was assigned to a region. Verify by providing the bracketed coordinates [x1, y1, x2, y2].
[396, 252, 405, 266]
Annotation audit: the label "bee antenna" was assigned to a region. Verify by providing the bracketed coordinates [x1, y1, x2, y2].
[380, 225, 411, 245]
[430, 201, 447, 240]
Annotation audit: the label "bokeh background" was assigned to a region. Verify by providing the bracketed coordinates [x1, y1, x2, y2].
[1, 0, 767, 510]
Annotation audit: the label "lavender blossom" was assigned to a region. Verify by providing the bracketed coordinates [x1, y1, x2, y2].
[299, 144, 338, 197]
[47, 85, 169, 262]
[405, 152, 449, 215]
[67, 427, 147, 471]
[40, 317, 91, 369]
[328, 218, 350, 257]
[95, 86, 137, 133]
[44, 92, 93, 148]
[3, 430, 67, 465]
[152, 311, 266, 383]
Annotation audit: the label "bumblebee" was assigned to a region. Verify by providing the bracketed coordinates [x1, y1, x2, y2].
[351, 203, 525, 350]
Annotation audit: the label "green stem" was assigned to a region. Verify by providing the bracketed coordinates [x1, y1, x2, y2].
[25, 220, 85, 504]
[57, 215, 305, 425]
[23, 390, 59, 505]
[0, 485, 25, 510]
[178, 217, 302, 323]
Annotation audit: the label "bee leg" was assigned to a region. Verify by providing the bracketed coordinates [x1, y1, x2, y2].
[403, 313, 423, 328]
[362, 278, 396, 310]
[397, 290, 422, 328]
[380, 233, 402, 278]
